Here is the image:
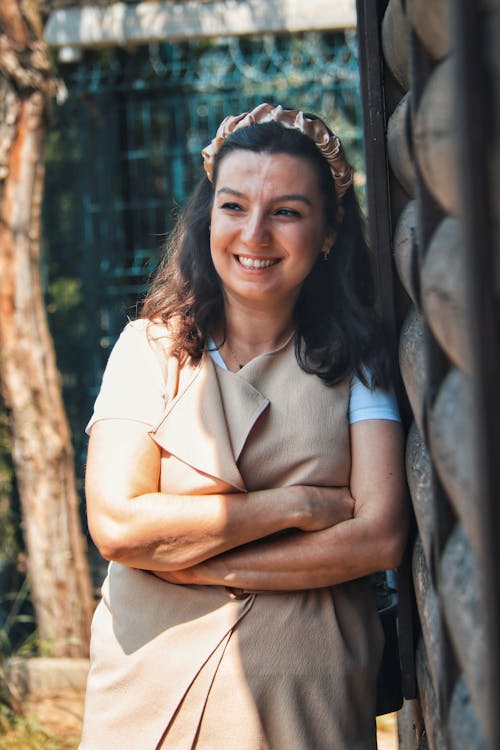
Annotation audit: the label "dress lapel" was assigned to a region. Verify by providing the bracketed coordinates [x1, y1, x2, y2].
[151, 355, 269, 492]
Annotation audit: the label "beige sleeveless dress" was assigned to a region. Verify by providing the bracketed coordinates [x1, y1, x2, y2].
[79, 335, 383, 750]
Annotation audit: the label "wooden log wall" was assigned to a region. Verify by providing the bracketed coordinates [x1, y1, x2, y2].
[357, 1, 500, 748]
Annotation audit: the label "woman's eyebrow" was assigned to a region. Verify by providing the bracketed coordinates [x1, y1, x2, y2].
[216, 187, 245, 198]
[274, 193, 312, 206]
[216, 187, 312, 206]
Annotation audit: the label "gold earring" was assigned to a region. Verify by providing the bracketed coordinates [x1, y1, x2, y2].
[322, 232, 335, 261]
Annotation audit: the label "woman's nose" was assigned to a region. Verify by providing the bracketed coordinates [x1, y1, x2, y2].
[241, 210, 270, 246]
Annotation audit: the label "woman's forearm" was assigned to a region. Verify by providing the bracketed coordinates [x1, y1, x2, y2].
[91, 487, 303, 571]
[87, 422, 354, 570]
[152, 509, 406, 590]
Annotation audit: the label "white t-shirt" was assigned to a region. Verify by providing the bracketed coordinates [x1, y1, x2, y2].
[86, 320, 400, 433]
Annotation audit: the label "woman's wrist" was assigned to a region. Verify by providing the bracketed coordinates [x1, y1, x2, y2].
[264, 486, 308, 530]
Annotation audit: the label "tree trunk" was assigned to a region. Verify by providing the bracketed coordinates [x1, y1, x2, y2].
[0, 0, 94, 657]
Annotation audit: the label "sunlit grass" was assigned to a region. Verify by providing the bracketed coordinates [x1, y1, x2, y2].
[0, 708, 74, 750]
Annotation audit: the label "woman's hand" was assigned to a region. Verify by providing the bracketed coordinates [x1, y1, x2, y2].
[292, 485, 354, 532]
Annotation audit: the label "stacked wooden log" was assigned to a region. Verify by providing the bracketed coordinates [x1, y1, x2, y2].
[381, 0, 492, 747]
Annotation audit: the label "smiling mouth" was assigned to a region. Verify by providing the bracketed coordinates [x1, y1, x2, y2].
[236, 255, 280, 269]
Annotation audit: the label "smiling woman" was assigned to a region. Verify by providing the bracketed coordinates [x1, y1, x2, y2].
[80, 103, 407, 749]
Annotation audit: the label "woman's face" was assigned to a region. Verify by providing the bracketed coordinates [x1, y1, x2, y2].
[209, 150, 334, 311]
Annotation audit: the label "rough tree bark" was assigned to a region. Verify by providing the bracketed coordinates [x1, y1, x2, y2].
[0, 0, 94, 657]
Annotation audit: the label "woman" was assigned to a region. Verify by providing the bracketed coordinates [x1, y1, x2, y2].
[81, 103, 407, 750]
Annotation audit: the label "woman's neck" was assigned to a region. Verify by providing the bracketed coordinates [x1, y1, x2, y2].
[217, 297, 296, 370]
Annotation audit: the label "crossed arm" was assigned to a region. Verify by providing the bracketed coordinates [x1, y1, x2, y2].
[86, 418, 407, 591]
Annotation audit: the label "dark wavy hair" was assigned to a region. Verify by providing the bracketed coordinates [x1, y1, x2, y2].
[142, 118, 390, 388]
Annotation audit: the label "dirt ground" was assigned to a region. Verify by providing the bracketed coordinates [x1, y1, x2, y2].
[19, 692, 398, 749]
[23, 692, 84, 749]
[376, 712, 399, 750]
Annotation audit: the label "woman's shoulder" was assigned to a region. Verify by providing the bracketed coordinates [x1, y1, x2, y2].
[119, 317, 178, 360]
[86, 319, 170, 434]
[124, 316, 172, 339]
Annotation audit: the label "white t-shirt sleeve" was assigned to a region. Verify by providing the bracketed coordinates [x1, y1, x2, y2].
[349, 375, 401, 424]
[85, 319, 167, 434]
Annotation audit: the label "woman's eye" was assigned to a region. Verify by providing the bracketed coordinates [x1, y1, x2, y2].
[275, 207, 301, 217]
[221, 202, 243, 211]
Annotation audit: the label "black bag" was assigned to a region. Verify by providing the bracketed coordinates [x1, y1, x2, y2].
[373, 570, 403, 716]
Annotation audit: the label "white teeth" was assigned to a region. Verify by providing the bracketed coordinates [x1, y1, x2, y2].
[237, 256, 278, 269]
